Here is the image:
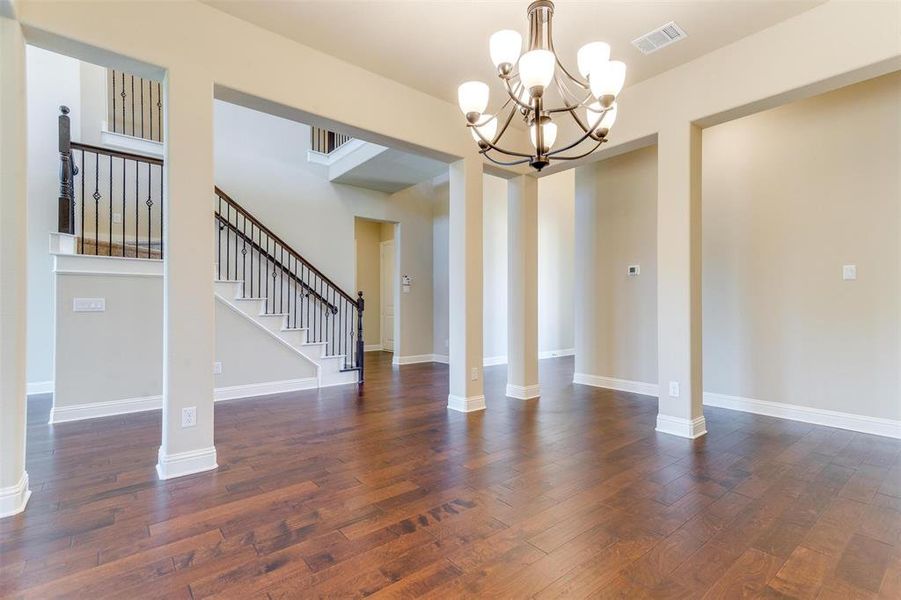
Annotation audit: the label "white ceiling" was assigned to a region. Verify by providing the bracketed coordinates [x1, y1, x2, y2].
[203, 0, 823, 106]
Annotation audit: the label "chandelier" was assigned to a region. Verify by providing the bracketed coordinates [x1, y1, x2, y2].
[457, 0, 626, 171]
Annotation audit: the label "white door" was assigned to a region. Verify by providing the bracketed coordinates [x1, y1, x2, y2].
[380, 240, 395, 352]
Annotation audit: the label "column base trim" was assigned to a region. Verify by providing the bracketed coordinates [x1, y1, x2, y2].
[506, 383, 540, 400]
[0, 472, 32, 518]
[656, 414, 707, 439]
[447, 394, 486, 413]
[156, 446, 218, 480]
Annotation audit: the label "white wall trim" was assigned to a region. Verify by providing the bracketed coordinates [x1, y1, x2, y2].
[539, 348, 575, 359]
[656, 415, 708, 439]
[0, 472, 32, 519]
[364, 344, 384, 352]
[448, 394, 486, 413]
[50, 378, 322, 423]
[52, 252, 163, 278]
[51, 394, 162, 423]
[27, 381, 53, 395]
[570, 373, 901, 440]
[573, 373, 659, 397]
[156, 446, 217, 480]
[214, 377, 319, 402]
[506, 383, 540, 400]
[393, 354, 443, 365]
[431, 354, 449, 364]
[704, 392, 901, 440]
[100, 124, 164, 158]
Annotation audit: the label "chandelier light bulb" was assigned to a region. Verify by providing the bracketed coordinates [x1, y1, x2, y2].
[530, 120, 558, 152]
[489, 30, 522, 72]
[518, 50, 556, 97]
[470, 114, 498, 144]
[577, 42, 610, 78]
[586, 102, 617, 134]
[457, 81, 490, 122]
[589, 60, 626, 101]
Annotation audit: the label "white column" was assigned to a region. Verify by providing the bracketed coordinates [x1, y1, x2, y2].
[506, 175, 539, 399]
[0, 15, 31, 517]
[656, 122, 706, 438]
[157, 66, 218, 478]
[573, 164, 600, 381]
[447, 155, 485, 412]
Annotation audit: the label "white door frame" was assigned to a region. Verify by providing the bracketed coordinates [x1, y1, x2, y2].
[379, 239, 396, 352]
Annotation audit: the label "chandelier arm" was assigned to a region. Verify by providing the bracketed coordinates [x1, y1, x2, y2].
[546, 124, 600, 157]
[491, 105, 518, 145]
[503, 77, 534, 112]
[566, 104, 591, 133]
[469, 123, 535, 159]
[480, 150, 533, 167]
[546, 140, 605, 161]
[547, 21, 589, 90]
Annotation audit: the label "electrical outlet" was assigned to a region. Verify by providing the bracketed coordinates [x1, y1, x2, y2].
[668, 381, 680, 397]
[471, 367, 479, 381]
[112, 212, 122, 224]
[181, 406, 197, 428]
[842, 265, 857, 280]
[213, 361, 222, 374]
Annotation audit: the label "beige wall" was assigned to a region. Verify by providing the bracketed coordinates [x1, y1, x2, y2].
[354, 218, 382, 346]
[574, 146, 659, 385]
[703, 72, 900, 421]
[52, 265, 317, 415]
[575, 73, 900, 422]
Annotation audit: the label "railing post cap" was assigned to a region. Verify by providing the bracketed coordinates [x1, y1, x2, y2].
[357, 291, 364, 298]
[59, 105, 70, 115]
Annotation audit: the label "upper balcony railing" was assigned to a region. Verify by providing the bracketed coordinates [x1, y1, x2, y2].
[310, 126, 352, 155]
[108, 69, 163, 143]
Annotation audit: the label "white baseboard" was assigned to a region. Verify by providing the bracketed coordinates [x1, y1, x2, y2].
[573, 373, 659, 397]
[431, 354, 449, 364]
[156, 446, 218, 480]
[539, 348, 575, 359]
[393, 354, 445, 365]
[51, 394, 163, 423]
[50, 377, 321, 423]
[506, 383, 540, 400]
[364, 344, 384, 352]
[656, 414, 708, 439]
[0, 472, 31, 518]
[214, 377, 318, 402]
[26, 381, 53, 395]
[570, 373, 901, 440]
[703, 392, 901, 439]
[447, 394, 486, 413]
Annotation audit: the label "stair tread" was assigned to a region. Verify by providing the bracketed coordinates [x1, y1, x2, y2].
[259, 313, 289, 317]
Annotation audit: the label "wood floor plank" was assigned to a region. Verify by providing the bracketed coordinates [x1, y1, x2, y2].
[3, 353, 898, 598]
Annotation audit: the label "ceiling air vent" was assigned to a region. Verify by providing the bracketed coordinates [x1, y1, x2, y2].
[631, 21, 687, 55]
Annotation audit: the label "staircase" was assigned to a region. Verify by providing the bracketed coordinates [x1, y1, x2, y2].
[56, 106, 365, 388]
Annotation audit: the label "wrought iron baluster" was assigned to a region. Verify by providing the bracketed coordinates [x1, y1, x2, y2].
[146, 162, 152, 258]
[79, 149, 84, 253]
[93, 152, 100, 255]
[121, 158, 126, 256]
[108, 154, 112, 255]
[130, 75, 135, 137]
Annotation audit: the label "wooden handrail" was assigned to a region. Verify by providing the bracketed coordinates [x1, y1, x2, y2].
[214, 186, 357, 306]
[71, 141, 163, 166]
[214, 213, 338, 313]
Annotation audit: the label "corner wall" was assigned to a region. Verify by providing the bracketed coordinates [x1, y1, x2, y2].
[574, 73, 901, 427]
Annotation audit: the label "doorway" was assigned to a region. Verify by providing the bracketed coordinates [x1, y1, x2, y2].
[354, 217, 396, 355]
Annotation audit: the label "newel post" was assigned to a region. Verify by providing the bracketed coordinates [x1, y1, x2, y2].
[356, 291, 365, 383]
[57, 105, 75, 234]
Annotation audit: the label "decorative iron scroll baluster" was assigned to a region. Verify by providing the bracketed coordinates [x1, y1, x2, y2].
[107, 69, 163, 143]
[213, 187, 364, 381]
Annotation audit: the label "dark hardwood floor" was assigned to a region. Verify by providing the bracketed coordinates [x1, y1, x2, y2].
[2, 353, 899, 598]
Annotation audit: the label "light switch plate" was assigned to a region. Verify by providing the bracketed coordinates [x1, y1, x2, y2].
[842, 265, 857, 280]
[471, 367, 479, 381]
[73, 298, 105, 312]
[668, 381, 680, 397]
[213, 362, 222, 374]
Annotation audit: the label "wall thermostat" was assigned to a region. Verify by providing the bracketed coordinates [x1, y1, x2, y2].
[628, 265, 640, 276]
